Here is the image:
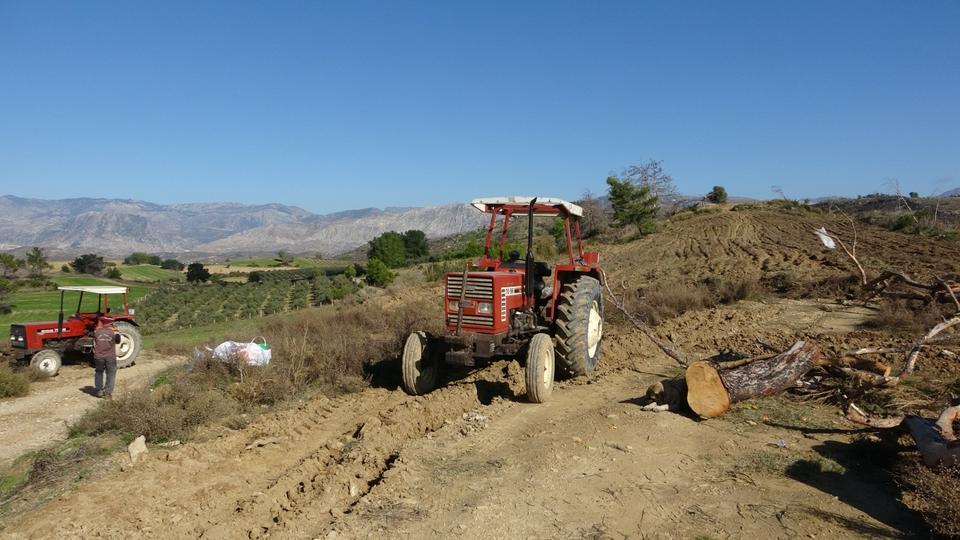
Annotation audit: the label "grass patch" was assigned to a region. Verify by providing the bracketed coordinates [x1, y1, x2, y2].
[735, 449, 846, 477]
[72, 299, 443, 443]
[0, 435, 121, 518]
[861, 299, 947, 335]
[0, 366, 30, 399]
[620, 277, 762, 325]
[726, 395, 838, 430]
[119, 265, 180, 283]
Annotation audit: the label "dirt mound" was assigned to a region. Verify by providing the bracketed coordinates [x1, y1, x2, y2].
[602, 206, 960, 292]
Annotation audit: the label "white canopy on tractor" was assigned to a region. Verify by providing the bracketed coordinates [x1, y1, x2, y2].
[57, 286, 129, 294]
[470, 196, 584, 217]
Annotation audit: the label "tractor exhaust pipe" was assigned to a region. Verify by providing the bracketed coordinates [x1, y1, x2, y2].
[525, 198, 537, 308]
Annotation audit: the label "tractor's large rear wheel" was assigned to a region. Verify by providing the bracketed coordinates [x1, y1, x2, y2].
[113, 322, 142, 369]
[401, 331, 437, 395]
[30, 349, 62, 377]
[525, 333, 555, 403]
[554, 275, 603, 377]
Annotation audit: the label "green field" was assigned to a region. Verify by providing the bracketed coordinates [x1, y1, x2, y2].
[1, 276, 150, 331]
[119, 265, 181, 283]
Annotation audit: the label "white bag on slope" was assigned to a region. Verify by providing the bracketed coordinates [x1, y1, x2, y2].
[211, 337, 272, 366]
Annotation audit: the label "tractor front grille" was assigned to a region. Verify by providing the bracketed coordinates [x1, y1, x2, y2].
[446, 275, 494, 300]
[446, 314, 494, 327]
[9, 325, 25, 348]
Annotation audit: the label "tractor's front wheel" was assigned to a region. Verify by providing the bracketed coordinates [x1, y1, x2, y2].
[554, 275, 603, 377]
[401, 331, 438, 396]
[525, 333, 555, 403]
[30, 349, 62, 377]
[113, 321, 142, 369]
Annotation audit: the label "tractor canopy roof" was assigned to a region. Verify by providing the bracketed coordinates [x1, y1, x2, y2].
[470, 196, 583, 218]
[58, 286, 129, 295]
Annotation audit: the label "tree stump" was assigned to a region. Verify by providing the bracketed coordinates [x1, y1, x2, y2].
[685, 341, 820, 418]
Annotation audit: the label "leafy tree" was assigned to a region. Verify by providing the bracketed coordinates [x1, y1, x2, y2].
[148, 255, 162, 266]
[367, 232, 407, 268]
[105, 267, 123, 279]
[606, 176, 660, 234]
[706, 185, 728, 204]
[71, 253, 106, 275]
[0, 277, 12, 314]
[277, 251, 294, 265]
[124, 252, 150, 265]
[343, 264, 357, 279]
[26, 247, 48, 278]
[550, 218, 567, 250]
[908, 192, 919, 198]
[161, 259, 185, 271]
[365, 258, 395, 287]
[60, 264, 71, 273]
[186, 263, 211, 284]
[401, 230, 429, 260]
[0, 254, 21, 278]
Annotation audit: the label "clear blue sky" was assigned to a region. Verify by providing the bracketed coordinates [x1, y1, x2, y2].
[1, 1, 958, 214]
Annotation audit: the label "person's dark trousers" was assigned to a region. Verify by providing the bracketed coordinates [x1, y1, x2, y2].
[95, 357, 117, 396]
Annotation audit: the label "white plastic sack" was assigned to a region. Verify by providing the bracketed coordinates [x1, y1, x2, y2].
[814, 227, 836, 250]
[211, 339, 272, 366]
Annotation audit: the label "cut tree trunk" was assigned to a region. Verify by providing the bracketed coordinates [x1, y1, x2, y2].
[685, 341, 820, 418]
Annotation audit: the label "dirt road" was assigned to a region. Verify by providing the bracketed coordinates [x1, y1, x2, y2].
[3, 301, 924, 538]
[0, 351, 185, 466]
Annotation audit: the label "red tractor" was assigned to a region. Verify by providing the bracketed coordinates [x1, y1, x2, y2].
[8, 286, 143, 377]
[402, 196, 604, 403]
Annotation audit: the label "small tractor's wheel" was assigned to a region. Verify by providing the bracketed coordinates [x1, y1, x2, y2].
[525, 333, 555, 403]
[554, 275, 603, 377]
[113, 321, 142, 369]
[30, 349, 62, 377]
[401, 331, 437, 396]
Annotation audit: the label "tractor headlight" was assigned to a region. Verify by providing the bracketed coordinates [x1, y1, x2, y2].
[8, 335, 13, 341]
[447, 300, 459, 312]
[476, 302, 493, 314]
[129, 308, 135, 315]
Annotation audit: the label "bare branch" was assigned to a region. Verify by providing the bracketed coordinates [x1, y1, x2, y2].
[845, 402, 904, 428]
[901, 315, 960, 376]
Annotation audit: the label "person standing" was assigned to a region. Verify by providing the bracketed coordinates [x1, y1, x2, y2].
[93, 318, 121, 398]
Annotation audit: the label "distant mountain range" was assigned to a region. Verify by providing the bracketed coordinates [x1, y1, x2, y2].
[941, 187, 960, 197]
[0, 195, 487, 259]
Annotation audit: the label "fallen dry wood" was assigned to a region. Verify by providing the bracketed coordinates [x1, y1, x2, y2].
[901, 315, 960, 376]
[904, 414, 960, 468]
[845, 402, 904, 428]
[846, 403, 959, 467]
[685, 341, 820, 418]
[936, 405, 959, 441]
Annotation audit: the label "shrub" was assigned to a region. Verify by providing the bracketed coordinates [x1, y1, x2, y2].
[0, 365, 30, 398]
[622, 283, 715, 325]
[71, 375, 238, 442]
[862, 300, 945, 335]
[366, 258, 395, 287]
[706, 185, 728, 204]
[765, 271, 797, 294]
[105, 267, 122, 279]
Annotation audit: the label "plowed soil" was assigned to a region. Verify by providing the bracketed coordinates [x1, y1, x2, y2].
[4, 207, 955, 539]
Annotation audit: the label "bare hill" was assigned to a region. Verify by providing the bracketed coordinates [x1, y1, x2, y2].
[0, 195, 487, 257]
